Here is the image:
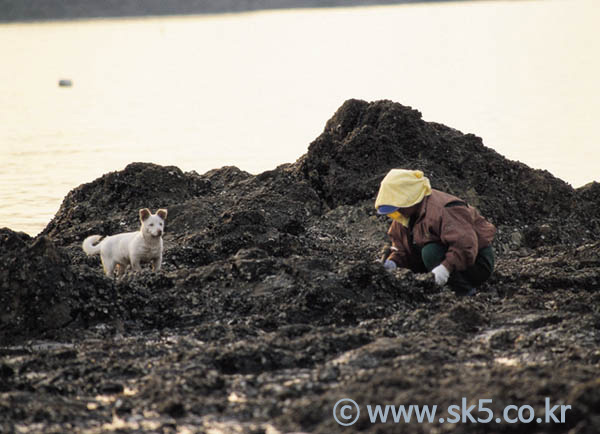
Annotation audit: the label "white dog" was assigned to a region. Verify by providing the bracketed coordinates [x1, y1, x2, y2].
[82, 208, 167, 277]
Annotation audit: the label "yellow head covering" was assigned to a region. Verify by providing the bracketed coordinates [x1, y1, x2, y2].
[374, 169, 432, 226]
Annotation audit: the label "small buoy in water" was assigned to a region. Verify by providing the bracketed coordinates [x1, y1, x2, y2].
[58, 79, 72, 87]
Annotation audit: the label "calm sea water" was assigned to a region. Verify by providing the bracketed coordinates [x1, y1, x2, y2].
[1, 0, 598, 236]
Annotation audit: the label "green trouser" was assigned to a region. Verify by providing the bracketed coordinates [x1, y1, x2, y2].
[421, 243, 495, 295]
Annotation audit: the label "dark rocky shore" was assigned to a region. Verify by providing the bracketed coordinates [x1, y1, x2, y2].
[0, 0, 477, 22]
[1, 99, 599, 433]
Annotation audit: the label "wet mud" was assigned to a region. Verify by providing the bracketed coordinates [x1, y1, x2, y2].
[1, 99, 599, 433]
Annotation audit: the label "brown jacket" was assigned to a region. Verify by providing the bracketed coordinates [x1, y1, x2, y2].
[387, 189, 496, 272]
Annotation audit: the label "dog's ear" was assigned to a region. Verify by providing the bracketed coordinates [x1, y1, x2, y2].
[156, 209, 168, 220]
[139, 208, 151, 221]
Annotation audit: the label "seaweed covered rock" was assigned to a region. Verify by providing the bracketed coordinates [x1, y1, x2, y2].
[5, 98, 599, 344]
[0, 228, 179, 343]
[0, 230, 74, 339]
[299, 99, 576, 228]
[574, 181, 600, 232]
[41, 162, 211, 245]
[1, 98, 600, 434]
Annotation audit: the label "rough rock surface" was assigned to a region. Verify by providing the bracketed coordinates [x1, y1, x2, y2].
[0, 0, 478, 23]
[1, 99, 599, 433]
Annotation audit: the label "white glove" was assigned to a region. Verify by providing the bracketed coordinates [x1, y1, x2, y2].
[431, 264, 450, 286]
[383, 259, 397, 270]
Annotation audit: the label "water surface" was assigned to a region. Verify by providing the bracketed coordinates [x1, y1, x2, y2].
[1, 0, 598, 235]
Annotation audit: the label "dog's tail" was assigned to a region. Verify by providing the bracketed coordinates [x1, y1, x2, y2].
[82, 235, 103, 256]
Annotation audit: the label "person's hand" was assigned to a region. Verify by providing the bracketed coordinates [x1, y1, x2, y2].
[384, 259, 397, 270]
[379, 245, 392, 263]
[431, 264, 450, 286]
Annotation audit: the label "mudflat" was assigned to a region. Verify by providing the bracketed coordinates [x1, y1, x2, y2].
[1, 99, 598, 433]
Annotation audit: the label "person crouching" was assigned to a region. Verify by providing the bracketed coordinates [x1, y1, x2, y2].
[375, 169, 496, 296]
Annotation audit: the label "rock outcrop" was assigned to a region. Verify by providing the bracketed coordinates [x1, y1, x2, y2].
[1, 99, 598, 433]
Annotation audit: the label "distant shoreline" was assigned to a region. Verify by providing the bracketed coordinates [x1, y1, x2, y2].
[1, 0, 482, 23]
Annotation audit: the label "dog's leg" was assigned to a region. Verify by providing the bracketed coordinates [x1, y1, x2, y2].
[115, 264, 126, 279]
[152, 255, 162, 271]
[130, 257, 142, 272]
[102, 259, 116, 278]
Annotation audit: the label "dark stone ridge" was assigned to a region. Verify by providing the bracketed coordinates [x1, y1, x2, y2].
[1, 99, 598, 433]
[300, 99, 577, 225]
[0, 0, 484, 23]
